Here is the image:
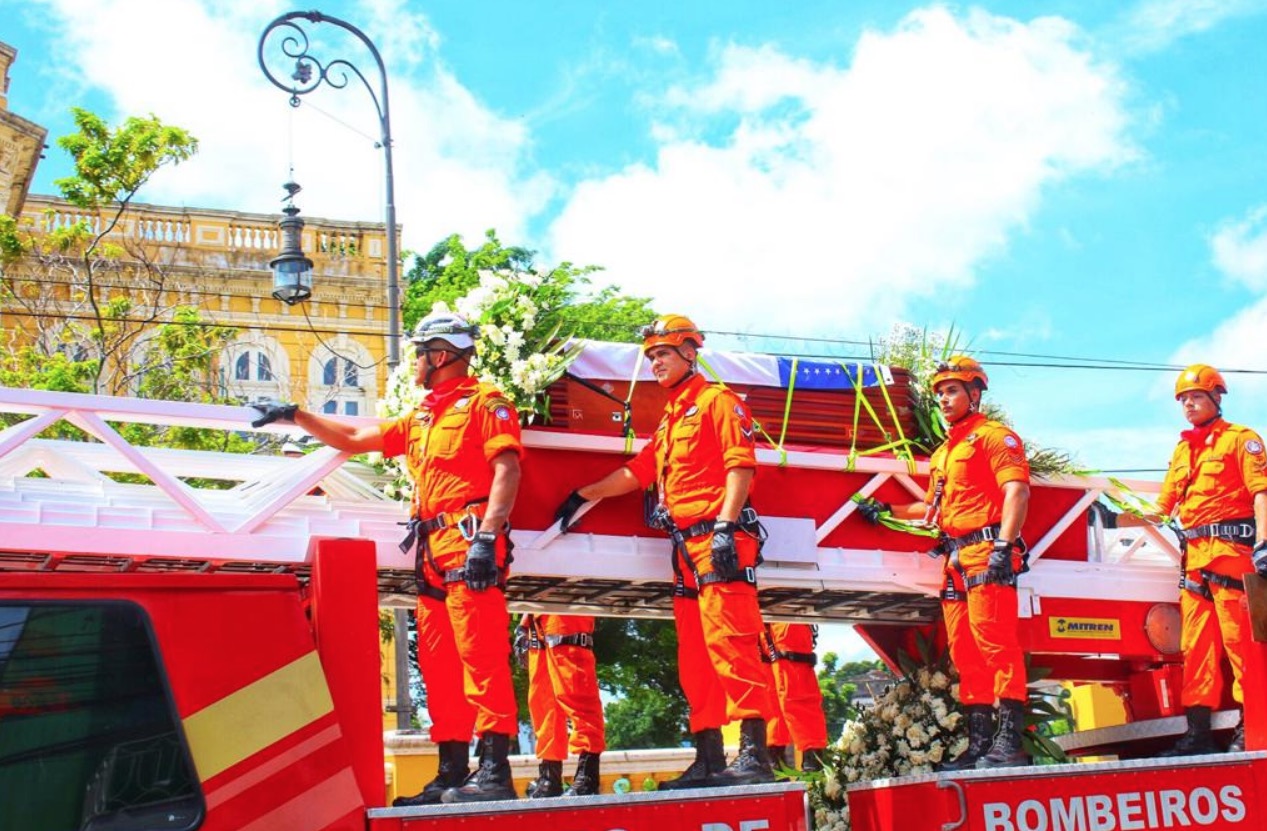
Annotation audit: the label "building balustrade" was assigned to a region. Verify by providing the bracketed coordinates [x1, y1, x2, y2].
[17, 195, 390, 281]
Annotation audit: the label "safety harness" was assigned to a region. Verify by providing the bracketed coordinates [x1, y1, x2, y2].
[934, 523, 1030, 592]
[759, 623, 818, 665]
[524, 615, 595, 651]
[398, 498, 512, 601]
[649, 502, 767, 600]
[1177, 517, 1256, 600]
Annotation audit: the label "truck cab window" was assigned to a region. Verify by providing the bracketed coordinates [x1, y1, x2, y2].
[0, 602, 203, 831]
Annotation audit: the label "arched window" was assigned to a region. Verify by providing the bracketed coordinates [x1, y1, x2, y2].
[307, 338, 375, 416]
[223, 337, 288, 403]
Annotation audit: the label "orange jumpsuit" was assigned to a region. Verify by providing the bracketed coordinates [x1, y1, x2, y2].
[1157, 419, 1267, 708]
[522, 614, 606, 760]
[626, 373, 775, 732]
[382, 375, 522, 739]
[762, 623, 829, 752]
[928, 412, 1029, 706]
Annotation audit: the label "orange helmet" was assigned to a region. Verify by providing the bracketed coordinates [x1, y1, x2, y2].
[641, 314, 704, 355]
[932, 355, 988, 392]
[1174, 364, 1227, 399]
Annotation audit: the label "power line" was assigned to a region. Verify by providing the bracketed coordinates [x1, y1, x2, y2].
[0, 307, 381, 339]
[7, 277, 1267, 375]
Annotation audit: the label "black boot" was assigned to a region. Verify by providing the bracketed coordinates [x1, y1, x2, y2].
[563, 751, 601, 796]
[801, 748, 825, 772]
[1158, 706, 1219, 757]
[703, 718, 775, 787]
[1228, 710, 1246, 753]
[976, 699, 1030, 769]
[525, 760, 563, 798]
[442, 733, 518, 803]
[393, 740, 470, 806]
[940, 705, 995, 772]
[768, 745, 793, 769]
[658, 728, 727, 791]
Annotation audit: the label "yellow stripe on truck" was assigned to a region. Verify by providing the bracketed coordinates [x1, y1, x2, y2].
[183, 651, 334, 781]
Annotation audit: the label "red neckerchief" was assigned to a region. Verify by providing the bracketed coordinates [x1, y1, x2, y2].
[1180, 418, 1224, 468]
[419, 375, 476, 414]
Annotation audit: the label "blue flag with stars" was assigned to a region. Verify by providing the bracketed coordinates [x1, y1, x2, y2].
[776, 359, 883, 390]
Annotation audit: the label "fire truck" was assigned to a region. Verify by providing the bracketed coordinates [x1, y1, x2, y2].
[1, 341, 1263, 830]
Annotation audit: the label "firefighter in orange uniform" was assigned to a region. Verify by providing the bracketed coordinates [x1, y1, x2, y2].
[858, 357, 1031, 769]
[760, 622, 828, 771]
[251, 312, 522, 804]
[517, 614, 605, 797]
[1155, 364, 1267, 756]
[554, 315, 777, 789]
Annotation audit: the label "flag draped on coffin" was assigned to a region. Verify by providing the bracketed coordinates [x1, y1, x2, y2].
[775, 357, 892, 391]
[567, 340, 893, 392]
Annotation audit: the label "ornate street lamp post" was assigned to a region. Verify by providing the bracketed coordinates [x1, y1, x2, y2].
[258, 10, 401, 370]
[259, 11, 411, 732]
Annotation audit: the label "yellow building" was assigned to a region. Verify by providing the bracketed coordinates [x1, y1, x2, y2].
[1, 41, 394, 411]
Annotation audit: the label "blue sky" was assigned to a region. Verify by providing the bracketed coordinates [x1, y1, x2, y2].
[5, 1, 1267, 474]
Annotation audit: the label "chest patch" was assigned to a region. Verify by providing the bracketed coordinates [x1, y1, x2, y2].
[455, 397, 470, 410]
[685, 405, 699, 417]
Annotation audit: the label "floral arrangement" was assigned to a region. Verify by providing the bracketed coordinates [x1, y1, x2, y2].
[811, 649, 962, 831]
[451, 269, 581, 420]
[373, 268, 580, 502]
[808, 634, 1072, 831]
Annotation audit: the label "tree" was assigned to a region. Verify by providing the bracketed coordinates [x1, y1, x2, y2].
[818, 652, 889, 741]
[1, 108, 201, 397]
[402, 230, 657, 343]
[595, 617, 688, 748]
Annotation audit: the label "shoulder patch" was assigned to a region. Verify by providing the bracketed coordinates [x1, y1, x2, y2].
[1003, 434, 1020, 449]
[1247, 439, 1264, 456]
[493, 406, 512, 421]
[483, 396, 514, 413]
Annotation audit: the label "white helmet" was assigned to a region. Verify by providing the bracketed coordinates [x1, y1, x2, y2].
[410, 312, 478, 350]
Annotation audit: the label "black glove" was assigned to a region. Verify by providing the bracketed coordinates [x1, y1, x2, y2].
[250, 399, 298, 428]
[1253, 541, 1267, 578]
[856, 497, 891, 525]
[464, 531, 499, 591]
[986, 539, 1016, 585]
[554, 490, 586, 533]
[711, 521, 740, 581]
[512, 626, 530, 669]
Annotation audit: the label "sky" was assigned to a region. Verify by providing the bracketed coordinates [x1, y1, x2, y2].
[5, 1, 1267, 659]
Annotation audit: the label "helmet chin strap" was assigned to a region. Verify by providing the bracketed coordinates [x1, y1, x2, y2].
[668, 347, 697, 388]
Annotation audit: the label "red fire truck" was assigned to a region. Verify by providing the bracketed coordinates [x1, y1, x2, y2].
[0, 342, 1261, 830]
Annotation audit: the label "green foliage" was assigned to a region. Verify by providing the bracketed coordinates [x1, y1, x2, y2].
[605, 686, 686, 749]
[403, 230, 657, 345]
[594, 618, 689, 748]
[55, 108, 198, 210]
[870, 323, 1078, 478]
[0, 215, 27, 265]
[817, 652, 888, 741]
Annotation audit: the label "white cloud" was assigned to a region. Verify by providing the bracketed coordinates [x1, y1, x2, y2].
[1170, 202, 1267, 421]
[1170, 295, 1267, 420]
[1210, 204, 1267, 292]
[1114, 0, 1267, 55]
[25, 0, 551, 251]
[546, 6, 1134, 336]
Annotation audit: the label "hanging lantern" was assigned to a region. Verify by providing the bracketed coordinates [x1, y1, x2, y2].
[269, 181, 314, 305]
